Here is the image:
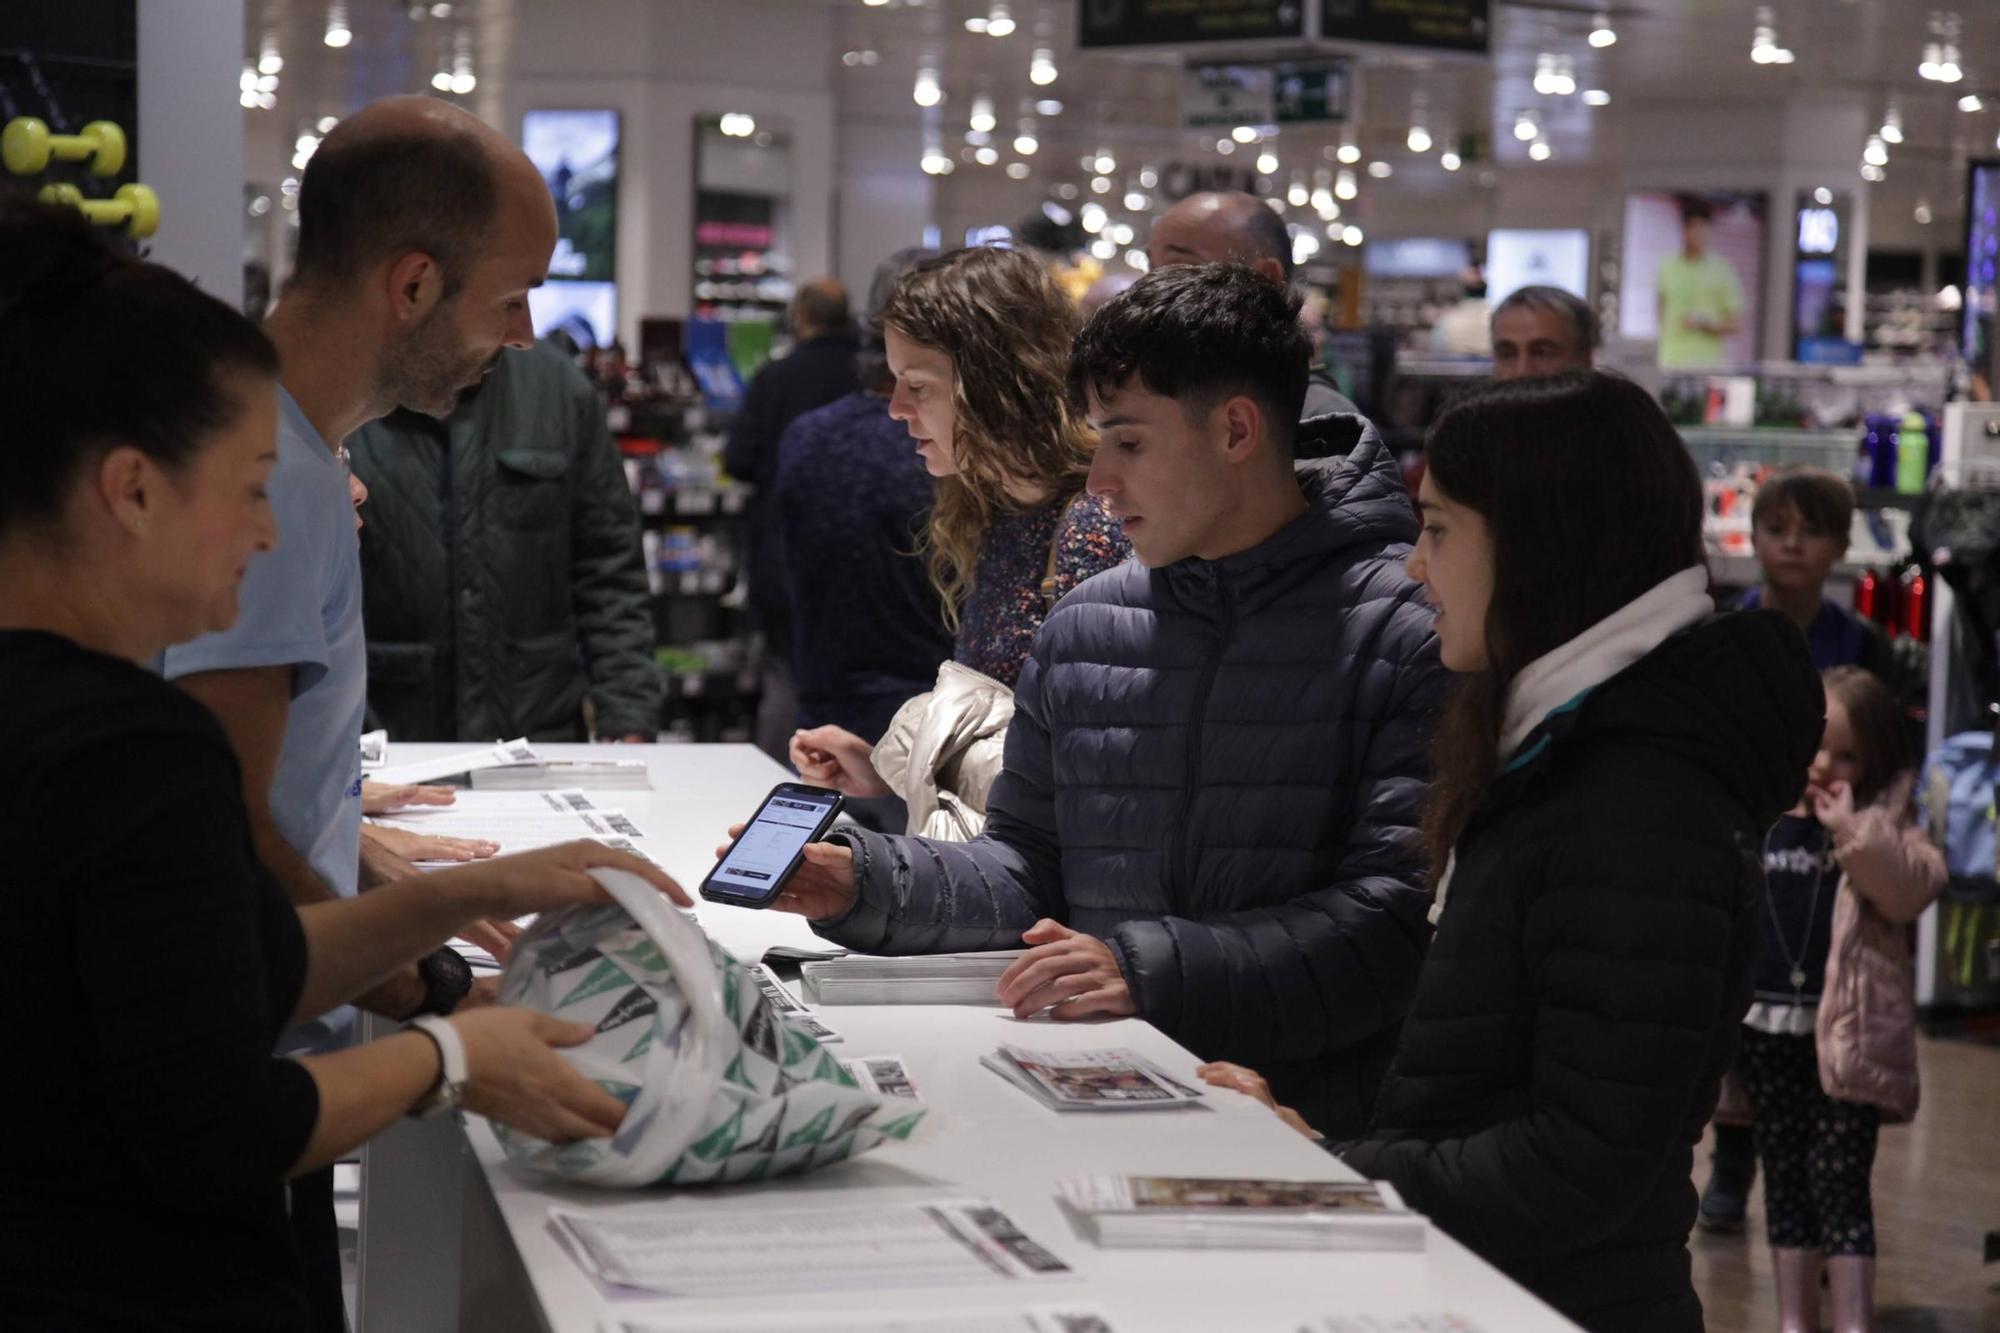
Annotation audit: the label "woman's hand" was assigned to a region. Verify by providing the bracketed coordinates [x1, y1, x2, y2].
[436, 840, 689, 923]
[1197, 1061, 1323, 1140]
[790, 726, 891, 799]
[448, 1007, 629, 1142]
[363, 821, 498, 865]
[713, 824, 858, 920]
[361, 780, 458, 815]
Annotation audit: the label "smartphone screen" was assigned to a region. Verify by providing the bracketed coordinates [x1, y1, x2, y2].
[703, 786, 842, 903]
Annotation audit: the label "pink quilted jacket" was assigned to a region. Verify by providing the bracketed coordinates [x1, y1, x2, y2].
[1817, 804, 1946, 1124]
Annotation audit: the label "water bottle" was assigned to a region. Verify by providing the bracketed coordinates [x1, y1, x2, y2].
[1897, 410, 1931, 495]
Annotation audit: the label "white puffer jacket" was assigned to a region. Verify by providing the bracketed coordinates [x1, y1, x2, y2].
[869, 661, 1013, 840]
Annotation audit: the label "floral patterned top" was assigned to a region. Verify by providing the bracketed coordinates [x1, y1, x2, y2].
[954, 491, 1131, 688]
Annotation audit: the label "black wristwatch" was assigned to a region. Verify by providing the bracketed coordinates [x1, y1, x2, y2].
[412, 946, 474, 1017]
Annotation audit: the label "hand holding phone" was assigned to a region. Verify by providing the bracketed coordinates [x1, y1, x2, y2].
[700, 783, 847, 910]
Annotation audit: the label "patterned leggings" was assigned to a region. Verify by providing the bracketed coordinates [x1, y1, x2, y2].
[1737, 1026, 1880, 1256]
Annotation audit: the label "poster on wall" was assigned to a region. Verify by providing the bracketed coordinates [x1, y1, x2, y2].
[523, 108, 619, 346]
[1618, 190, 1766, 368]
[1965, 160, 1999, 374]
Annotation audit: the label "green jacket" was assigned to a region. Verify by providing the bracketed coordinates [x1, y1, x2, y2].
[347, 341, 661, 742]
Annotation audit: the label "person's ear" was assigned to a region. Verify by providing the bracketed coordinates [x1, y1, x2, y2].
[95, 445, 157, 540]
[1252, 257, 1286, 286]
[1218, 395, 1264, 465]
[383, 250, 447, 326]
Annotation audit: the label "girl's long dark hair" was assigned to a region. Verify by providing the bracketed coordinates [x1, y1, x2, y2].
[1420, 371, 1707, 878]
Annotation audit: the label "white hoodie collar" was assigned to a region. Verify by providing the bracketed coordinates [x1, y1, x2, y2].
[1429, 565, 1713, 927]
[1499, 565, 1714, 761]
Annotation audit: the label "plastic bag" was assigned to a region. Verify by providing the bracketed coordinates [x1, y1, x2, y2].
[494, 868, 925, 1186]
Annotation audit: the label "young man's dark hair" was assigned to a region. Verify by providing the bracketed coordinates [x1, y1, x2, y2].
[1750, 465, 1854, 538]
[1679, 195, 1715, 225]
[1069, 262, 1310, 451]
[293, 127, 499, 296]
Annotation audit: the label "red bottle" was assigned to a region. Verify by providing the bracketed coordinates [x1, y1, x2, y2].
[1902, 568, 1928, 642]
[1873, 569, 1901, 633]
[1854, 570, 1878, 621]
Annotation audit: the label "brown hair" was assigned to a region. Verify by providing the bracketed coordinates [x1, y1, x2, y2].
[1420, 371, 1707, 879]
[1751, 466, 1855, 547]
[1821, 666, 1908, 806]
[878, 246, 1094, 625]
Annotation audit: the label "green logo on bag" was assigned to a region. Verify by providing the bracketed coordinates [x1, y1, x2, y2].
[555, 958, 629, 1008]
[690, 1103, 746, 1160]
[783, 1103, 835, 1149]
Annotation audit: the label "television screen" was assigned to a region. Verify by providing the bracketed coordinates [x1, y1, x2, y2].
[1619, 190, 1766, 368]
[523, 109, 620, 345]
[1965, 160, 1999, 370]
[1363, 237, 1470, 279]
[1486, 229, 1589, 304]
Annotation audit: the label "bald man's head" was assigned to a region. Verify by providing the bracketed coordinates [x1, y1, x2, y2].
[294, 95, 550, 298]
[291, 95, 557, 416]
[793, 278, 851, 339]
[1147, 191, 1293, 286]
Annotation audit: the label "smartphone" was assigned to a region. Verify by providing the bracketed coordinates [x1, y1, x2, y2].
[699, 782, 846, 908]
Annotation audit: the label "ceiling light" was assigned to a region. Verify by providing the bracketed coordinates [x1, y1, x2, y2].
[1030, 48, 1058, 85]
[1960, 94, 1985, 111]
[1343, 226, 1363, 247]
[1036, 98, 1063, 116]
[1529, 140, 1553, 160]
[1880, 105, 1903, 144]
[1080, 202, 1106, 233]
[1091, 175, 1112, 193]
[1055, 182, 1079, 200]
[1124, 190, 1149, 210]
[449, 70, 476, 94]
[1091, 237, 1117, 261]
[1920, 42, 1942, 80]
[1231, 125, 1259, 144]
[719, 113, 756, 137]
[1311, 186, 1335, 215]
[324, 2, 352, 47]
[1125, 250, 1149, 272]
[1337, 141, 1360, 164]
[1440, 150, 1462, 171]
[986, 3, 1016, 37]
[975, 146, 999, 165]
[1814, 186, 1833, 205]
[1582, 88, 1611, 106]
[1292, 231, 1320, 264]
[1589, 12, 1617, 46]
[431, 68, 453, 91]
[921, 149, 954, 175]
[1514, 110, 1539, 141]
[970, 95, 996, 133]
[1109, 222, 1134, 245]
[1859, 162, 1885, 182]
[1864, 134, 1889, 167]
[258, 35, 284, 75]
[1407, 126, 1432, 153]
[1256, 150, 1280, 174]
[429, 1, 452, 14]
[1288, 175, 1310, 207]
[1013, 125, 1038, 156]
[1916, 199, 1934, 224]
[914, 67, 942, 107]
[1093, 152, 1117, 174]
[1215, 138, 1236, 155]
[965, 15, 988, 32]
[1752, 6, 1793, 64]
[1006, 161, 1030, 179]
[1335, 169, 1357, 200]
[1138, 167, 1157, 188]
[1367, 160, 1392, 178]
[317, 116, 338, 132]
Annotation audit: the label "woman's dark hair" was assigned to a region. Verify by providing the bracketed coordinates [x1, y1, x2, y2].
[1821, 666, 1908, 807]
[1421, 370, 1707, 877]
[0, 197, 279, 538]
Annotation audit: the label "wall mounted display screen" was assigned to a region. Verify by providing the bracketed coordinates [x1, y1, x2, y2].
[1485, 229, 1589, 304]
[523, 108, 619, 346]
[1362, 237, 1470, 279]
[1965, 160, 1999, 372]
[1618, 190, 1766, 368]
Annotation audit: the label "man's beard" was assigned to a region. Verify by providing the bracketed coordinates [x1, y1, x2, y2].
[381, 300, 495, 419]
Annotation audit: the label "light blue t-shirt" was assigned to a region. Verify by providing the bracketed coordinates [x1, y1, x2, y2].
[164, 385, 366, 900]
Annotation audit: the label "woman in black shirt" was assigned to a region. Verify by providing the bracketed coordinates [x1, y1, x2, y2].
[0, 203, 686, 1327]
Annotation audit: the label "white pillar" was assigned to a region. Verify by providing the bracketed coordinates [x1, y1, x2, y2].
[137, 0, 244, 305]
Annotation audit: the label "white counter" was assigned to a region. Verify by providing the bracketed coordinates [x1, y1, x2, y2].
[356, 743, 1580, 1333]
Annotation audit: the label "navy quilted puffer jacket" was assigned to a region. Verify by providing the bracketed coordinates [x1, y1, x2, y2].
[815, 416, 1444, 1137]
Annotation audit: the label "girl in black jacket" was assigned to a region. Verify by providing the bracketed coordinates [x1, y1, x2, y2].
[1203, 372, 1823, 1333]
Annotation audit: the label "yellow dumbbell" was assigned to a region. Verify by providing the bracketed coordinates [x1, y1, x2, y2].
[3, 117, 127, 178]
[39, 182, 160, 240]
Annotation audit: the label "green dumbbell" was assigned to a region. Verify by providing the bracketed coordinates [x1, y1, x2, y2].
[39, 181, 160, 240]
[3, 117, 127, 177]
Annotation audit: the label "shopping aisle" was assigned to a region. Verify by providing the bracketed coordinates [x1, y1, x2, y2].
[1690, 1034, 2000, 1332]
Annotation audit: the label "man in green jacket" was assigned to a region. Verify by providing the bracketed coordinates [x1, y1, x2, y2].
[348, 338, 661, 741]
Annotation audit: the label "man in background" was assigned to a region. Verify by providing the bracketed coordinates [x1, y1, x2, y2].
[1146, 190, 1360, 421]
[347, 339, 659, 743]
[1489, 285, 1597, 380]
[726, 278, 861, 758]
[1656, 196, 1745, 367]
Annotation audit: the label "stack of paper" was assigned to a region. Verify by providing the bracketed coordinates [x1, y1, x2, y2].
[372, 738, 540, 786]
[981, 1045, 1205, 1112]
[1057, 1176, 1425, 1252]
[800, 951, 1024, 1005]
[471, 758, 653, 790]
[550, 1198, 1074, 1298]
[610, 1306, 1120, 1333]
[749, 963, 845, 1044]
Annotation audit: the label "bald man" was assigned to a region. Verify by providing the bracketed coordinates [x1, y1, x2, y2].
[1148, 190, 1361, 422]
[161, 95, 556, 1329]
[725, 277, 860, 760]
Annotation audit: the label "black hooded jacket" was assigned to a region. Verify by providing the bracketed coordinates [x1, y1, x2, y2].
[1336, 609, 1823, 1333]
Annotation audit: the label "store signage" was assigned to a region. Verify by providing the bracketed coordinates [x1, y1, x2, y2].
[1157, 160, 1263, 200]
[1080, 0, 1306, 49]
[1323, 0, 1490, 55]
[1797, 207, 1839, 256]
[1183, 59, 1348, 128]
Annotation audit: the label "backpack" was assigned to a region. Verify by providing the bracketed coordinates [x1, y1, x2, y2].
[1919, 732, 2000, 1001]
